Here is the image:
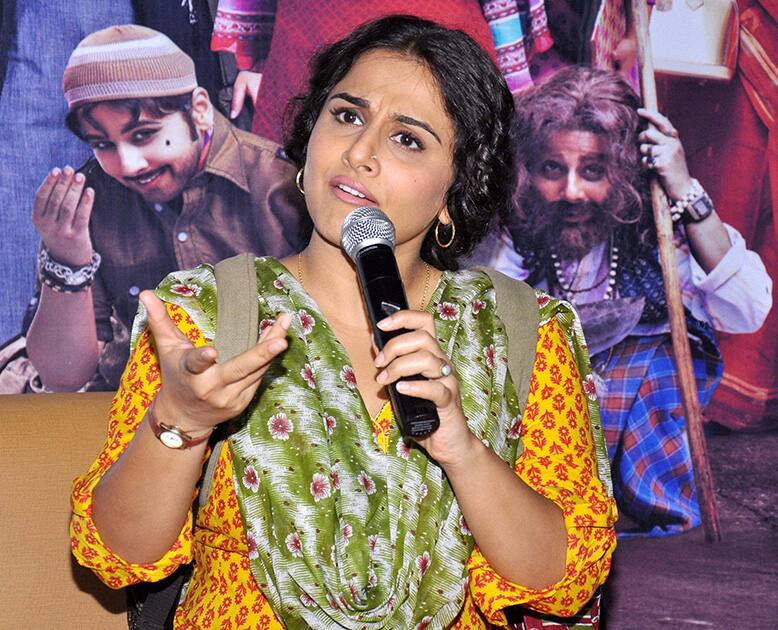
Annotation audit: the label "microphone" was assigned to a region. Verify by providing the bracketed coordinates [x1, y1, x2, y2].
[341, 207, 440, 439]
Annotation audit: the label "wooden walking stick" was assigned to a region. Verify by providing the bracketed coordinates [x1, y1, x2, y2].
[629, 0, 722, 542]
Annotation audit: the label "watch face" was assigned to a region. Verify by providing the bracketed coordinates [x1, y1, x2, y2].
[160, 430, 185, 449]
[689, 196, 714, 222]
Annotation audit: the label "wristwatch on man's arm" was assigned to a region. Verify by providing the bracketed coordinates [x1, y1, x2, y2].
[670, 179, 715, 224]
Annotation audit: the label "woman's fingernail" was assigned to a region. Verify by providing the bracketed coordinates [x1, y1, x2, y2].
[230, 109, 237, 118]
[52, 168, 61, 177]
[395, 381, 411, 393]
[374, 351, 385, 366]
[376, 318, 390, 330]
[75, 172, 84, 183]
[376, 370, 388, 384]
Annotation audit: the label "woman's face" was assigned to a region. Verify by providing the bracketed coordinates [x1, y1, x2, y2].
[303, 50, 456, 254]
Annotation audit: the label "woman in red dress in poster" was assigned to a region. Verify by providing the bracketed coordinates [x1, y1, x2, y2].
[211, 0, 495, 144]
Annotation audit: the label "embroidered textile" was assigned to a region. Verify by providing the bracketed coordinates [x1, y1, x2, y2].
[616, 248, 668, 325]
[211, 0, 276, 71]
[482, 0, 553, 94]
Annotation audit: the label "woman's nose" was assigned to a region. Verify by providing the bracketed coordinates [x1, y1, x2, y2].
[342, 131, 380, 175]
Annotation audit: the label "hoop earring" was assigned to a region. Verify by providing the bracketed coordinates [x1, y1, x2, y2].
[435, 220, 455, 249]
[295, 168, 305, 195]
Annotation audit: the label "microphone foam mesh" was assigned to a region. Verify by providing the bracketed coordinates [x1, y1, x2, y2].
[340, 206, 396, 260]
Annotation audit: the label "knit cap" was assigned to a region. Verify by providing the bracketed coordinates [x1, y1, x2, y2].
[63, 25, 197, 112]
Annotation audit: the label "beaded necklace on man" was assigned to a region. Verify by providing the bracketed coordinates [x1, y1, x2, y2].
[549, 235, 619, 302]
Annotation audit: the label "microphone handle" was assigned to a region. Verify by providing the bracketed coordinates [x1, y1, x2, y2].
[355, 244, 440, 438]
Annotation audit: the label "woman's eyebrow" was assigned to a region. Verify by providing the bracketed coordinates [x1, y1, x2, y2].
[394, 114, 441, 144]
[328, 92, 442, 144]
[328, 92, 370, 108]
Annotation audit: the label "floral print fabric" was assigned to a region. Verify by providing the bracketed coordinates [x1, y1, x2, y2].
[71, 258, 616, 629]
[158, 259, 527, 629]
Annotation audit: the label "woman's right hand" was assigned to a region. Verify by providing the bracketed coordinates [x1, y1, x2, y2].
[32, 166, 95, 266]
[141, 290, 291, 433]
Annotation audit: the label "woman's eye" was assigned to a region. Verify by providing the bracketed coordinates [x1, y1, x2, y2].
[332, 108, 363, 126]
[390, 131, 423, 151]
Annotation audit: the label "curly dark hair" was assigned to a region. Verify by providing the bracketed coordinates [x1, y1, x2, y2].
[508, 66, 655, 267]
[284, 15, 516, 270]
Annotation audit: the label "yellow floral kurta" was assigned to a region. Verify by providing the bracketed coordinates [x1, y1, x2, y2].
[70, 304, 616, 629]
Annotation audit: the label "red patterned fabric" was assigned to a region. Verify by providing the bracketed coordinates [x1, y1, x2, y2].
[657, 34, 777, 430]
[211, 0, 276, 71]
[248, 0, 496, 144]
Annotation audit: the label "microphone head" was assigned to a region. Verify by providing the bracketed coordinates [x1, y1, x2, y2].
[340, 207, 396, 261]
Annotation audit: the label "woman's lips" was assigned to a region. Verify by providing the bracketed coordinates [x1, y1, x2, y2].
[330, 177, 377, 206]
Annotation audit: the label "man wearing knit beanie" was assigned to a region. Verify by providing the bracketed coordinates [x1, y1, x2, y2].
[25, 25, 309, 392]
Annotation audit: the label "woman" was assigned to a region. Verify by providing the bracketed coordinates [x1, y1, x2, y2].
[71, 16, 616, 628]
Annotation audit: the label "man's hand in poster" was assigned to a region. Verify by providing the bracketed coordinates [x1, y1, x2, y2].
[32, 166, 95, 267]
[637, 107, 692, 201]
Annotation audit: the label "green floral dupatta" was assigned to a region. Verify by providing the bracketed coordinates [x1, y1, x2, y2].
[231, 259, 523, 629]
[144, 258, 601, 629]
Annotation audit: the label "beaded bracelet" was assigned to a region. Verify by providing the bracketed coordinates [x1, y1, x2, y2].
[38, 248, 101, 293]
[40, 274, 93, 293]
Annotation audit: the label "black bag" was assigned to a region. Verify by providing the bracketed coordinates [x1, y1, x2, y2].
[127, 568, 192, 630]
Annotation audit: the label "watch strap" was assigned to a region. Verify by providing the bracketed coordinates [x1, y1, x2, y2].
[146, 402, 212, 449]
[670, 179, 715, 224]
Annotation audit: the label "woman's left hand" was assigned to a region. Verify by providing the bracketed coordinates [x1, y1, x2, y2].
[637, 107, 694, 201]
[374, 309, 479, 467]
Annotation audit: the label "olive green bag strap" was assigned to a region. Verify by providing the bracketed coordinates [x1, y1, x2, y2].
[474, 267, 539, 415]
[199, 253, 259, 507]
[478, 267, 613, 498]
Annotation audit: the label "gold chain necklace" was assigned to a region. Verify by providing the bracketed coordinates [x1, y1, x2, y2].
[297, 252, 431, 310]
[418, 261, 431, 311]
